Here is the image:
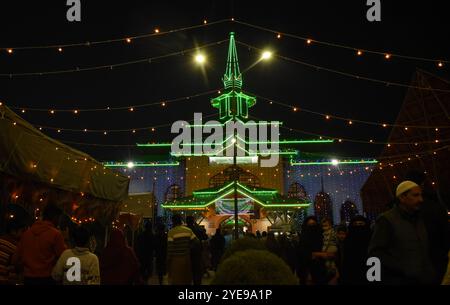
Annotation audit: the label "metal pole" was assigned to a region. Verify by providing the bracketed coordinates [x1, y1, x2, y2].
[233, 128, 239, 240]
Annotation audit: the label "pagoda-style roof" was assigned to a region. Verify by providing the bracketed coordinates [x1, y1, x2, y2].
[162, 181, 310, 210]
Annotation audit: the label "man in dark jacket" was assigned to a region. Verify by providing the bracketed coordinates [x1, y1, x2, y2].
[186, 216, 207, 285]
[209, 228, 225, 271]
[369, 180, 436, 284]
[406, 170, 450, 284]
[135, 221, 154, 283]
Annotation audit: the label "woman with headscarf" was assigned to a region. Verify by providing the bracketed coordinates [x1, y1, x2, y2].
[296, 216, 323, 284]
[341, 215, 372, 285]
[100, 229, 142, 285]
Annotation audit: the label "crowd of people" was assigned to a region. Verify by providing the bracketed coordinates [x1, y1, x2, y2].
[0, 171, 449, 285]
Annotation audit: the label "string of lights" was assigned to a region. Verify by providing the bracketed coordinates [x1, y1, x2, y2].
[4, 95, 446, 146]
[5, 89, 219, 112]
[236, 40, 450, 93]
[247, 92, 450, 129]
[376, 145, 450, 161]
[233, 19, 448, 65]
[7, 111, 444, 147]
[0, 39, 228, 77]
[3, 88, 447, 137]
[1, 19, 229, 51]
[249, 115, 447, 146]
[32, 112, 217, 134]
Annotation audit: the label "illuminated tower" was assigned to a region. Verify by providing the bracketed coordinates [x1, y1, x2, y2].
[211, 32, 256, 121]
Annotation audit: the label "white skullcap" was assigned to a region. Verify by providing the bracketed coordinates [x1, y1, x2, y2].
[396, 180, 419, 197]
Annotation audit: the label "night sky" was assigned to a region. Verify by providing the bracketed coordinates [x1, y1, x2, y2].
[1, 1, 449, 162]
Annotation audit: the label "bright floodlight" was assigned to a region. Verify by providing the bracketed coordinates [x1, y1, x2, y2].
[195, 54, 206, 64]
[331, 159, 339, 166]
[127, 162, 135, 169]
[261, 51, 272, 60]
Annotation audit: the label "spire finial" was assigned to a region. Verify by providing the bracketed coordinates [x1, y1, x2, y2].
[223, 32, 242, 90]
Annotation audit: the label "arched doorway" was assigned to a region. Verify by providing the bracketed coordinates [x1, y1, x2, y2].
[219, 216, 252, 234]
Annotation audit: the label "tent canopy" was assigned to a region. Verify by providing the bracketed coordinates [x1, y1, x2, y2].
[0, 104, 129, 202]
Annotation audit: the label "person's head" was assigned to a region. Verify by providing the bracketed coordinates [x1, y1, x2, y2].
[144, 220, 152, 231]
[256, 230, 261, 238]
[320, 218, 333, 232]
[171, 214, 183, 227]
[5, 218, 27, 239]
[72, 225, 91, 248]
[215, 228, 222, 235]
[305, 216, 318, 226]
[335, 225, 347, 242]
[185, 215, 195, 227]
[42, 204, 63, 226]
[349, 215, 369, 227]
[396, 181, 423, 211]
[261, 231, 267, 237]
[156, 223, 165, 234]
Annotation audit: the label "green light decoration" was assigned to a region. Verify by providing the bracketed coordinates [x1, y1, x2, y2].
[211, 32, 256, 121]
[192, 181, 234, 195]
[193, 182, 277, 196]
[290, 159, 378, 166]
[244, 139, 333, 145]
[222, 218, 246, 226]
[236, 189, 310, 208]
[236, 182, 278, 195]
[209, 156, 258, 165]
[136, 138, 330, 147]
[136, 143, 172, 147]
[163, 187, 310, 209]
[163, 189, 235, 209]
[163, 181, 310, 209]
[223, 32, 242, 90]
[186, 119, 283, 128]
[103, 161, 180, 168]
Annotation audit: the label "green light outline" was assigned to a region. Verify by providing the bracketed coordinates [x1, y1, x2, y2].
[162, 189, 235, 209]
[290, 159, 378, 166]
[192, 182, 278, 196]
[236, 189, 310, 208]
[103, 161, 180, 168]
[136, 136, 328, 148]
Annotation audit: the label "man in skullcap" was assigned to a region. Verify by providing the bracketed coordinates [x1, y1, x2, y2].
[368, 180, 436, 284]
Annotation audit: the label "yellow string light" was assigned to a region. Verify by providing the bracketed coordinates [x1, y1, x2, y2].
[3, 19, 228, 52]
[2, 40, 227, 77]
[232, 20, 450, 65]
[237, 41, 450, 93]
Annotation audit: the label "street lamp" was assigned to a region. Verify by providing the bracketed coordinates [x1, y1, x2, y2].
[261, 51, 272, 61]
[195, 54, 206, 64]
